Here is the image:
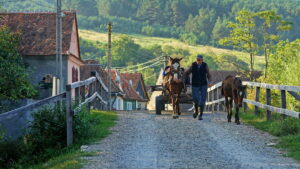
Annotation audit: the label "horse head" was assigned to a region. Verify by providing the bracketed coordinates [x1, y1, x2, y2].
[168, 57, 183, 82]
[233, 77, 246, 107]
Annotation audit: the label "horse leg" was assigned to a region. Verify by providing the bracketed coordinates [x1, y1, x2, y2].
[233, 93, 240, 125]
[229, 97, 233, 122]
[177, 93, 181, 116]
[171, 93, 177, 119]
[225, 97, 231, 122]
[176, 96, 180, 117]
[235, 105, 240, 125]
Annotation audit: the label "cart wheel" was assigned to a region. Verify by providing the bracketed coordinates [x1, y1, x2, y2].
[155, 95, 164, 115]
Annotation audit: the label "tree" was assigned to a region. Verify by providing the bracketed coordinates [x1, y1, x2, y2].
[184, 8, 217, 44]
[215, 54, 249, 73]
[211, 16, 229, 46]
[256, 10, 292, 78]
[266, 39, 300, 110]
[0, 26, 36, 102]
[219, 10, 257, 80]
[136, 0, 162, 24]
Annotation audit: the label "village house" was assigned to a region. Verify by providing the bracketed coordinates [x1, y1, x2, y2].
[121, 73, 149, 110]
[0, 11, 84, 98]
[80, 60, 123, 110]
[111, 70, 149, 111]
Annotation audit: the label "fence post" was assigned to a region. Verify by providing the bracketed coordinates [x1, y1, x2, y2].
[217, 87, 220, 112]
[81, 85, 86, 103]
[266, 88, 272, 121]
[75, 87, 80, 105]
[210, 90, 215, 113]
[243, 87, 247, 113]
[281, 90, 287, 119]
[66, 84, 73, 146]
[206, 90, 210, 112]
[255, 87, 260, 115]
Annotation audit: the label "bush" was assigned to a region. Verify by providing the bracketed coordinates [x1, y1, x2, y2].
[141, 26, 154, 36]
[23, 104, 67, 163]
[0, 139, 24, 168]
[179, 33, 198, 45]
[270, 117, 300, 136]
[0, 103, 101, 168]
[73, 106, 101, 144]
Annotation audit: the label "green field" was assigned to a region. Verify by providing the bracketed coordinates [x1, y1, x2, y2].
[79, 29, 265, 70]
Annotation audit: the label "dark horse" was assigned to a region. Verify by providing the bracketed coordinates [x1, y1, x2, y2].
[221, 75, 246, 125]
[164, 57, 184, 119]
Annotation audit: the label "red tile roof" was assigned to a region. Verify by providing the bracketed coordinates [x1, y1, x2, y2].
[110, 70, 144, 101]
[121, 73, 149, 101]
[0, 11, 78, 56]
[81, 60, 121, 93]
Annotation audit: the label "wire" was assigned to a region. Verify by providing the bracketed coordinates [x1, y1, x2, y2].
[144, 73, 158, 80]
[112, 55, 163, 68]
[116, 59, 162, 72]
[112, 56, 164, 70]
[119, 61, 163, 73]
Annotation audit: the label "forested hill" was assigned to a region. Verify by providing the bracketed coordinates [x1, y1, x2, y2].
[2, 0, 300, 46]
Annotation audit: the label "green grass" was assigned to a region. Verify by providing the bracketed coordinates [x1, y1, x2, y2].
[23, 110, 118, 169]
[240, 109, 300, 161]
[79, 29, 265, 70]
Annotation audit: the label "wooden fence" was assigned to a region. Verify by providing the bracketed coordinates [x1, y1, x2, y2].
[0, 71, 108, 145]
[206, 81, 300, 120]
[66, 71, 108, 145]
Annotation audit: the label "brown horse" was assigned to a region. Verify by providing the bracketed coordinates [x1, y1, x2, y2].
[165, 57, 184, 119]
[221, 75, 246, 125]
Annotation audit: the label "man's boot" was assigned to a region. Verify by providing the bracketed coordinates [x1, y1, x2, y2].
[193, 103, 199, 119]
[198, 105, 205, 120]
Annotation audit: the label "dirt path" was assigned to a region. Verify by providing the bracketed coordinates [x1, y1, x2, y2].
[82, 111, 300, 169]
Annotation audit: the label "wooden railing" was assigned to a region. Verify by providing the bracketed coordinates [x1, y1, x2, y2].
[66, 71, 108, 145]
[0, 71, 109, 145]
[206, 81, 300, 120]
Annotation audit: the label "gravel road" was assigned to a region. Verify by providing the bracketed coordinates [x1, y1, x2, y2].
[82, 111, 300, 169]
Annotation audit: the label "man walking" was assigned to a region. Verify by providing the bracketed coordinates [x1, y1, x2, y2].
[185, 54, 212, 120]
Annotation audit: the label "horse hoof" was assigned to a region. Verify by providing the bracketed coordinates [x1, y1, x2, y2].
[236, 121, 241, 125]
[228, 120, 231, 123]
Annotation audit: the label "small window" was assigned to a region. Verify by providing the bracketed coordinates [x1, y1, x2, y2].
[127, 102, 132, 110]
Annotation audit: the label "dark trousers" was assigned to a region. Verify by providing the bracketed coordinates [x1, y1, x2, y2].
[192, 85, 208, 113]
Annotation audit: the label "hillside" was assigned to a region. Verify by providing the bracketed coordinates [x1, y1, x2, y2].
[79, 29, 265, 70]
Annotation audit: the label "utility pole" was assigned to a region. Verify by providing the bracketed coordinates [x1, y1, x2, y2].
[56, 0, 63, 94]
[107, 22, 112, 111]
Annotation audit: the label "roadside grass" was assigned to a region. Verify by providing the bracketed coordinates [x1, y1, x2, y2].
[240, 109, 300, 161]
[78, 29, 264, 70]
[22, 110, 117, 169]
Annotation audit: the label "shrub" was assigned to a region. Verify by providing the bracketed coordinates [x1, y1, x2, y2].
[0, 103, 101, 168]
[270, 117, 300, 136]
[24, 104, 67, 162]
[141, 26, 154, 36]
[0, 139, 24, 168]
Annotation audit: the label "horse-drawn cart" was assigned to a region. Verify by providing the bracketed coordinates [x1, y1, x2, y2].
[151, 84, 193, 115]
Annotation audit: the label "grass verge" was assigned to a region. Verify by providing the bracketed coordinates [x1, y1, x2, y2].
[240, 109, 300, 161]
[22, 110, 117, 169]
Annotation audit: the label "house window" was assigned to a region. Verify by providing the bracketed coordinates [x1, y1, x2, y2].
[127, 102, 132, 110]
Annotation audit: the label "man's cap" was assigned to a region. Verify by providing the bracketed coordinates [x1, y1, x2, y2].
[197, 54, 203, 59]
